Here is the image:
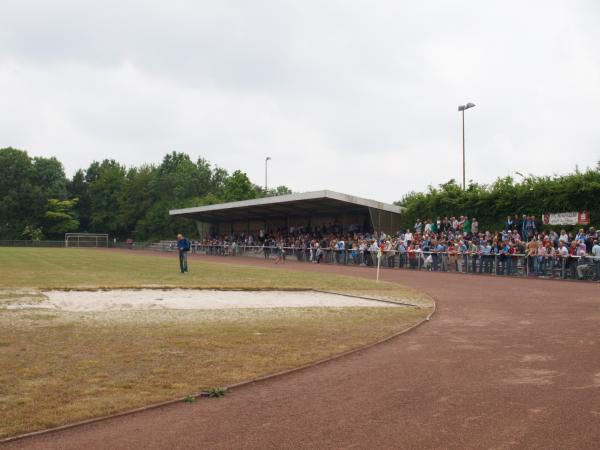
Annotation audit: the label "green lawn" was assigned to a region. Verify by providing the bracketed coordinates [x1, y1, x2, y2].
[0, 248, 432, 438]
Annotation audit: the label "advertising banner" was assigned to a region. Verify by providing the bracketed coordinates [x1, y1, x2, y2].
[542, 211, 590, 226]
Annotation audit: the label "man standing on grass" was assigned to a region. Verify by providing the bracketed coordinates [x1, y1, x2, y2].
[177, 233, 190, 274]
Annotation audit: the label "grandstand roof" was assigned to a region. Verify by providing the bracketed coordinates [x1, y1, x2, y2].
[169, 190, 402, 222]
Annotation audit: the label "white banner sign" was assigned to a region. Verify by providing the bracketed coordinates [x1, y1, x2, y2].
[543, 211, 590, 226]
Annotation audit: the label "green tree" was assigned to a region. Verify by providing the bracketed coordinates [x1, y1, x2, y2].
[152, 152, 207, 201]
[0, 148, 67, 239]
[67, 169, 91, 231]
[0, 148, 33, 238]
[2, 147, 293, 241]
[258, 185, 293, 198]
[86, 160, 127, 235]
[134, 152, 210, 240]
[135, 200, 197, 241]
[21, 225, 44, 241]
[119, 165, 157, 237]
[209, 166, 229, 198]
[44, 198, 80, 236]
[222, 170, 258, 202]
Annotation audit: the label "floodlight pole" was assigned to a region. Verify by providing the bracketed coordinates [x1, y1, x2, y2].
[458, 103, 476, 190]
[265, 156, 271, 192]
[462, 109, 465, 190]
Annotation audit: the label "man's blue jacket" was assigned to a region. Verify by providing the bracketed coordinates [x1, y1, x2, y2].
[177, 238, 190, 252]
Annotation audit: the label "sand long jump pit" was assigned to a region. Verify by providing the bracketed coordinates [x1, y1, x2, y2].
[1, 288, 429, 438]
[9, 289, 404, 311]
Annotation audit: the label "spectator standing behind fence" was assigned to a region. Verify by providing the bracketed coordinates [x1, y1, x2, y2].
[592, 239, 600, 279]
[471, 218, 479, 235]
[177, 234, 190, 274]
[518, 215, 526, 240]
[414, 219, 422, 234]
[576, 240, 589, 279]
[274, 240, 285, 264]
[315, 242, 323, 263]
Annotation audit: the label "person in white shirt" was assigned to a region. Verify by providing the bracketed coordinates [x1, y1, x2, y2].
[557, 240, 570, 279]
[358, 241, 367, 266]
[404, 229, 413, 246]
[451, 217, 459, 231]
[368, 241, 379, 266]
[559, 229, 569, 244]
[558, 241, 569, 257]
[369, 241, 379, 253]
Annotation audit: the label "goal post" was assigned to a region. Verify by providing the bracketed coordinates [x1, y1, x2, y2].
[65, 233, 109, 248]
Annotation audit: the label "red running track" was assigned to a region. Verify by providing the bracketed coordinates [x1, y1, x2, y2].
[5, 253, 600, 449]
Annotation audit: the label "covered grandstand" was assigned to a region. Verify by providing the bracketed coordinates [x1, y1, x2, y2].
[169, 190, 403, 239]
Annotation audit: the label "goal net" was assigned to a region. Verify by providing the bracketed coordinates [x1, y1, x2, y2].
[65, 233, 109, 248]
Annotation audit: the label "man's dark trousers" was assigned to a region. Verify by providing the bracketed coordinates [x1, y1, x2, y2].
[179, 250, 188, 273]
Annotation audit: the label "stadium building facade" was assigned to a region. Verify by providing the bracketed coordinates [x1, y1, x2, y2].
[169, 190, 403, 239]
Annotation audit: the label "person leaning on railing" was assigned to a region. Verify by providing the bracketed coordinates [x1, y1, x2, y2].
[397, 241, 407, 268]
[447, 241, 457, 272]
[575, 239, 589, 279]
[525, 240, 537, 276]
[592, 239, 600, 280]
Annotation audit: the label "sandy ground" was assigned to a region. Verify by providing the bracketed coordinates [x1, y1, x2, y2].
[5, 289, 400, 312]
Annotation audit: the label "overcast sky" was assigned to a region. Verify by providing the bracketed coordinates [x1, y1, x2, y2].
[1, 0, 599, 203]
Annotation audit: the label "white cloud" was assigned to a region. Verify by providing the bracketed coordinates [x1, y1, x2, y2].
[1, 0, 599, 203]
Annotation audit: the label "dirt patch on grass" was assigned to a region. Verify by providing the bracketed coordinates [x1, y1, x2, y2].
[0, 289, 47, 307]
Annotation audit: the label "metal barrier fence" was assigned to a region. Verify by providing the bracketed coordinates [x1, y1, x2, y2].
[185, 244, 600, 282]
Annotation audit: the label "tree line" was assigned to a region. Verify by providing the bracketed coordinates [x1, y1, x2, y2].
[396, 163, 600, 232]
[0, 147, 291, 241]
[3, 146, 598, 241]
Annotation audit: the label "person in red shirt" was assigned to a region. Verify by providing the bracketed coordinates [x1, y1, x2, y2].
[448, 241, 457, 272]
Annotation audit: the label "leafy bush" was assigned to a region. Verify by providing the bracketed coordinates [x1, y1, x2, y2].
[396, 165, 600, 232]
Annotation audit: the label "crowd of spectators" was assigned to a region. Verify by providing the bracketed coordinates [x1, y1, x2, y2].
[196, 215, 600, 281]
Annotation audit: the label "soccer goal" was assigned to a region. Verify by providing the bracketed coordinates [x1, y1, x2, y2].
[65, 233, 109, 248]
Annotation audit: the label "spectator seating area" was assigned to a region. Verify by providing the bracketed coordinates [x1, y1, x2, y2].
[160, 216, 600, 282]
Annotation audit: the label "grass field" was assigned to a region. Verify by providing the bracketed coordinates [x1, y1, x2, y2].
[0, 249, 432, 438]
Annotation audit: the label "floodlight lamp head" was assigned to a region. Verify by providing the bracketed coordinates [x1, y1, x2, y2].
[466, 102, 476, 109]
[266, 156, 272, 161]
[458, 105, 465, 111]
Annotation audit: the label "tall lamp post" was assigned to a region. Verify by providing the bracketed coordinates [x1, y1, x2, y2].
[458, 102, 476, 190]
[265, 156, 271, 193]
